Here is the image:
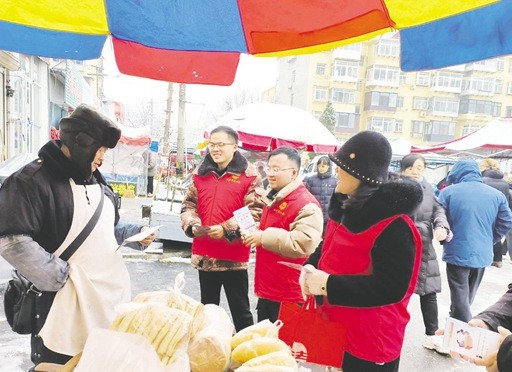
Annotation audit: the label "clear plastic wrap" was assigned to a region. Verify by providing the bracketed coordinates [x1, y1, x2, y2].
[231, 336, 290, 369]
[110, 302, 192, 365]
[74, 328, 190, 372]
[231, 319, 283, 350]
[237, 350, 298, 370]
[188, 304, 234, 372]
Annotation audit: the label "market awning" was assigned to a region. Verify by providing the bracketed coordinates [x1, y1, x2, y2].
[0, 0, 508, 85]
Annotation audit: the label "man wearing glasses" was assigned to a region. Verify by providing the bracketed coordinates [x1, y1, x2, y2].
[181, 126, 264, 331]
[243, 147, 323, 322]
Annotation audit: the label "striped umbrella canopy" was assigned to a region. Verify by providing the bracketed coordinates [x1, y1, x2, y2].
[0, 0, 509, 86]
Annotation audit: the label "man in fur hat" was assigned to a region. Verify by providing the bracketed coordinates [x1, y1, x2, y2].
[0, 104, 155, 368]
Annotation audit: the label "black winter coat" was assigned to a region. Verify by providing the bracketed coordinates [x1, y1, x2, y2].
[304, 172, 337, 221]
[411, 178, 450, 296]
[483, 169, 512, 208]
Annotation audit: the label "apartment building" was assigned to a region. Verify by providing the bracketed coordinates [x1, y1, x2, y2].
[275, 33, 512, 145]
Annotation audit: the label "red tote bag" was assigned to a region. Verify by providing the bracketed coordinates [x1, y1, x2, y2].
[278, 297, 346, 368]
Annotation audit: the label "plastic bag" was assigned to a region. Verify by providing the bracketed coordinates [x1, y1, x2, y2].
[237, 350, 298, 371]
[231, 337, 290, 369]
[231, 319, 283, 350]
[110, 302, 192, 365]
[133, 272, 203, 320]
[74, 328, 190, 372]
[188, 304, 234, 372]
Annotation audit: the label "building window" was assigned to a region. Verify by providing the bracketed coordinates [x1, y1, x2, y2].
[508, 82, 512, 95]
[462, 77, 495, 93]
[365, 91, 397, 111]
[495, 80, 503, 94]
[374, 39, 399, 57]
[459, 98, 501, 116]
[416, 72, 431, 86]
[398, 73, 406, 85]
[497, 58, 505, 71]
[413, 97, 429, 110]
[434, 72, 462, 89]
[334, 112, 359, 129]
[367, 117, 395, 132]
[367, 65, 400, 85]
[337, 43, 362, 53]
[429, 121, 456, 136]
[411, 121, 425, 138]
[316, 63, 326, 75]
[313, 86, 328, 101]
[397, 96, 404, 108]
[462, 124, 482, 136]
[331, 60, 359, 79]
[432, 97, 459, 116]
[506, 106, 512, 117]
[331, 88, 355, 104]
[394, 120, 403, 133]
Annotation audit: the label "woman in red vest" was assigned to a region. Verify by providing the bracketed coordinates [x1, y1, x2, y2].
[300, 131, 423, 372]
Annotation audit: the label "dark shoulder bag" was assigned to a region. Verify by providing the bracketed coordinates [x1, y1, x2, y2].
[4, 190, 105, 334]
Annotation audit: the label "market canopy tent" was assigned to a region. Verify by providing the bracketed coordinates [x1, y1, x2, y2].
[205, 103, 339, 153]
[0, 0, 510, 85]
[411, 118, 512, 159]
[102, 124, 152, 177]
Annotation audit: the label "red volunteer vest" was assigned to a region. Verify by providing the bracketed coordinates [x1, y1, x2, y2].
[192, 171, 255, 262]
[318, 214, 422, 363]
[255, 184, 320, 303]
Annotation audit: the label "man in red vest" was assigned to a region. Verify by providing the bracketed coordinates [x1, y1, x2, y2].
[181, 126, 264, 331]
[243, 147, 323, 322]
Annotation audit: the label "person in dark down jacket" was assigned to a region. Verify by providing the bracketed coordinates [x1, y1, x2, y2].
[304, 156, 337, 233]
[181, 126, 264, 332]
[439, 159, 512, 323]
[479, 158, 512, 268]
[300, 131, 423, 371]
[0, 104, 155, 368]
[400, 154, 451, 355]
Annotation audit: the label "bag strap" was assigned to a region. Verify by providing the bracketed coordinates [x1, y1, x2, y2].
[60, 186, 105, 262]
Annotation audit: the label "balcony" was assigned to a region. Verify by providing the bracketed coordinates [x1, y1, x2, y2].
[332, 47, 361, 61]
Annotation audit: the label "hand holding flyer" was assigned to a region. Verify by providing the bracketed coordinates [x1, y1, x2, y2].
[233, 206, 257, 234]
[443, 317, 502, 360]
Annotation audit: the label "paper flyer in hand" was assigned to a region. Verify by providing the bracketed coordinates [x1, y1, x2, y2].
[233, 206, 257, 233]
[442, 317, 502, 359]
[125, 225, 163, 242]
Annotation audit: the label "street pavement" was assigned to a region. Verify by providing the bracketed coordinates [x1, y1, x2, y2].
[1, 195, 510, 371]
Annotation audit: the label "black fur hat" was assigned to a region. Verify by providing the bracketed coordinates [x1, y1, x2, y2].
[329, 131, 392, 185]
[60, 104, 121, 179]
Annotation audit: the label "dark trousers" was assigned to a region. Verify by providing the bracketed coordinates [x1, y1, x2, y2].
[256, 298, 281, 323]
[493, 240, 504, 262]
[419, 292, 438, 336]
[147, 176, 154, 194]
[198, 270, 254, 332]
[342, 352, 400, 372]
[446, 263, 485, 322]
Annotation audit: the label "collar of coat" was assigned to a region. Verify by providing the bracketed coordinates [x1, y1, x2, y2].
[262, 177, 303, 207]
[196, 151, 258, 177]
[38, 140, 107, 186]
[328, 177, 423, 232]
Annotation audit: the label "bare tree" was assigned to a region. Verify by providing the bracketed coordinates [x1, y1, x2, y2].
[202, 88, 261, 128]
